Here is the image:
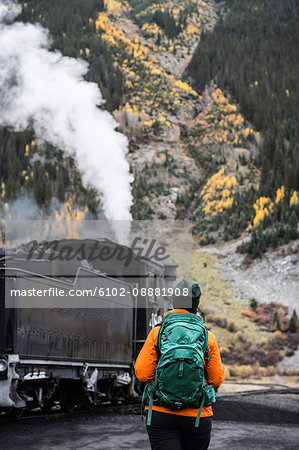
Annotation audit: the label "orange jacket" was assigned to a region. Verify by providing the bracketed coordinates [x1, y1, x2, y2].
[134, 309, 224, 417]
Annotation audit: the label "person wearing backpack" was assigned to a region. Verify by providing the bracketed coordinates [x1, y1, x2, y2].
[134, 279, 224, 450]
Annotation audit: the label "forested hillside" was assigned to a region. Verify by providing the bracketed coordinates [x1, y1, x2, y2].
[0, 0, 298, 252]
[0, 0, 124, 216]
[20, 0, 125, 111]
[1, 0, 219, 221]
[187, 0, 299, 195]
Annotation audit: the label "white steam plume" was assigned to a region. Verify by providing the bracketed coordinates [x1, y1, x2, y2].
[0, 1, 133, 226]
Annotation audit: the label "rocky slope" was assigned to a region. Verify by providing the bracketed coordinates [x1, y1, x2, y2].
[198, 238, 299, 312]
[99, 1, 258, 220]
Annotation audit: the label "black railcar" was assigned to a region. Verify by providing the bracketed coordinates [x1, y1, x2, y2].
[0, 239, 176, 412]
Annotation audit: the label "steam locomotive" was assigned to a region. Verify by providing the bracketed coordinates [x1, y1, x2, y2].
[0, 238, 177, 413]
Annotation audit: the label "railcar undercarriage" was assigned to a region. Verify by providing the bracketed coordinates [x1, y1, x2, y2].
[0, 354, 132, 415]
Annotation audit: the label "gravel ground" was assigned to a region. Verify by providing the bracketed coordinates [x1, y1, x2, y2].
[210, 421, 299, 450]
[1, 392, 298, 450]
[1, 413, 298, 450]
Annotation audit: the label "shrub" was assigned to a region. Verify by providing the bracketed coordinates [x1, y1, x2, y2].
[254, 312, 271, 326]
[266, 366, 276, 376]
[223, 366, 231, 379]
[258, 367, 267, 377]
[234, 331, 246, 343]
[227, 320, 237, 332]
[229, 367, 237, 377]
[241, 309, 256, 319]
[220, 346, 230, 359]
[211, 315, 227, 328]
[274, 330, 282, 338]
[158, 212, 167, 219]
[235, 365, 251, 379]
[258, 337, 268, 347]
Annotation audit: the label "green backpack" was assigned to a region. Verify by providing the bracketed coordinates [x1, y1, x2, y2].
[142, 312, 216, 427]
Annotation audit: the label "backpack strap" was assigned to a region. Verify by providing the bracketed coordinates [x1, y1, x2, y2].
[154, 344, 161, 360]
[144, 324, 162, 425]
[146, 389, 154, 426]
[196, 329, 209, 428]
[146, 379, 157, 426]
[154, 323, 162, 359]
[203, 325, 211, 361]
[204, 349, 211, 361]
[195, 393, 205, 428]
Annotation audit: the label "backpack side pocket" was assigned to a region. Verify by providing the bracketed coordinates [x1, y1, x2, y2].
[203, 384, 216, 406]
[142, 382, 154, 407]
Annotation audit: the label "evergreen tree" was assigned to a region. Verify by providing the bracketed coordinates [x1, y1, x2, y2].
[272, 310, 281, 331]
[257, 224, 266, 253]
[287, 310, 298, 333]
[283, 225, 291, 244]
[271, 229, 278, 249]
[57, 170, 65, 203]
[156, 32, 161, 46]
[288, 211, 298, 239]
[250, 298, 258, 312]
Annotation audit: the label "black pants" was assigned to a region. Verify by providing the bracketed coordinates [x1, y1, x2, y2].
[146, 411, 212, 450]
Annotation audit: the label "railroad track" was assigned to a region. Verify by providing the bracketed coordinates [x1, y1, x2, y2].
[0, 398, 142, 422]
[2, 386, 298, 422]
[217, 382, 299, 398]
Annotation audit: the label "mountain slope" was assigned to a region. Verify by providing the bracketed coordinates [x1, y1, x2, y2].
[1, 0, 298, 249]
[186, 0, 299, 195]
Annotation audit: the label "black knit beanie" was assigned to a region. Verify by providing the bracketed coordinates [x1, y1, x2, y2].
[172, 279, 201, 314]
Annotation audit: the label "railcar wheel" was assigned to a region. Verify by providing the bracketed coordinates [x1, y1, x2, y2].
[6, 407, 25, 418]
[118, 386, 131, 402]
[59, 391, 75, 413]
[42, 400, 54, 413]
[85, 397, 96, 410]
